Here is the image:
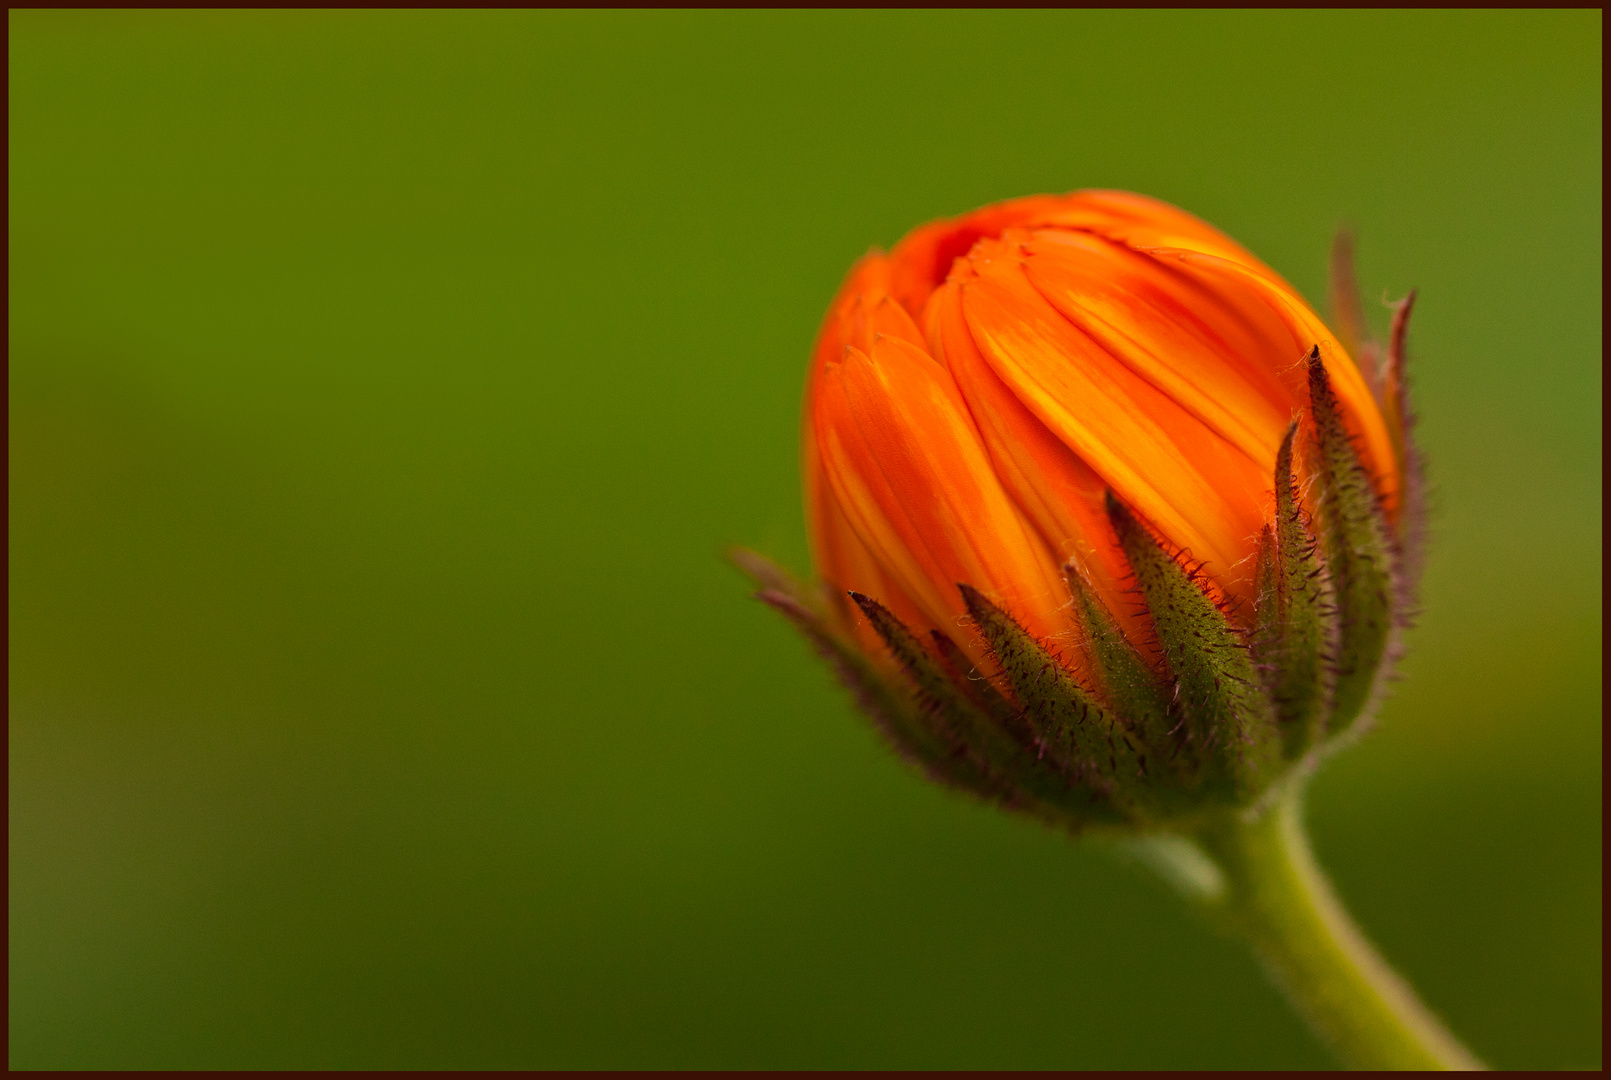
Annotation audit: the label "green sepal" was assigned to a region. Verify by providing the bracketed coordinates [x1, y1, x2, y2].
[729, 548, 993, 798]
[1060, 562, 1181, 787]
[1105, 494, 1280, 805]
[1306, 350, 1396, 734]
[1253, 422, 1330, 759]
[848, 590, 1124, 829]
[929, 628, 1019, 730]
[1386, 291, 1428, 616]
[1254, 525, 1278, 632]
[847, 592, 975, 731]
[847, 591, 1029, 790]
[957, 583, 1136, 818]
[929, 626, 1128, 825]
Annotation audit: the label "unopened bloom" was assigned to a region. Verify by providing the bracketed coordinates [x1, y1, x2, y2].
[740, 191, 1422, 829]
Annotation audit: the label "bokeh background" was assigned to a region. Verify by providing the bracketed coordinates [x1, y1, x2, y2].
[9, 10, 1601, 1069]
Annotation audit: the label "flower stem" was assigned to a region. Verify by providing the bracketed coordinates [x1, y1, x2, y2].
[1161, 785, 1485, 1070]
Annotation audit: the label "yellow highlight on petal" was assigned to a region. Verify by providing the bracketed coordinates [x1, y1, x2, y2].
[799, 190, 1404, 668]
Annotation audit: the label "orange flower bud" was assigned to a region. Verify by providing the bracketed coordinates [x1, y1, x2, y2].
[745, 190, 1422, 829]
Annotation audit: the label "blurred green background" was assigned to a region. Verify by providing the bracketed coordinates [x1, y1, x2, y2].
[9, 10, 1600, 1069]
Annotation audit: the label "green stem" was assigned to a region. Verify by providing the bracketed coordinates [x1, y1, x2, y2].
[1143, 785, 1485, 1070]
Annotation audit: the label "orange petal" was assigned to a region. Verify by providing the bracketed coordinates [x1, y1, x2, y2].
[953, 236, 1272, 596]
[813, 335, 1071, 664]
[1020, 228, 1297, 469]
[886, 195, 1076, 316]
[1031, 189, 1278, 276]
[886, 188, 1281, 318]
[806, 443, 936, 663]
[807, 254, 930, 406]
[1154, 249, 1400, 513]
[925, 277, 1143, 647]
[804, 255, 937, 652]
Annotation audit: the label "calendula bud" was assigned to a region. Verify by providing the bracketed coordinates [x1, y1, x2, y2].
[741, 191, 1422, 832]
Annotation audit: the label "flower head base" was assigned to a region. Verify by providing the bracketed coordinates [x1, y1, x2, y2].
[740, 191, 1423, 832]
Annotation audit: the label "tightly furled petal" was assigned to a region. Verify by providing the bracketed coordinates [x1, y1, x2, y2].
[761, 187, 1423, 831]
[802, 254, 936, 656]
[1155, 249, 1400, 512]
[1017, 228, 1294, 467]
[799, 188, 1401, 715]
[886, 189, 1276, 316]
[923, 276, 1139, 639]
[813, 333, 1069, 664]
[947, 233, 1271, 593]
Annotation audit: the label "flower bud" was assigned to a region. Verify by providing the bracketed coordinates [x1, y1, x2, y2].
[742, 191, 1422, 831]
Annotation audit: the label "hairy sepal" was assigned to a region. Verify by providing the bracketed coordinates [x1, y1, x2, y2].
[848, 593, 1025, 786]
[1386, 293, 1428, 618]
[1306, 351, 1396, 734]
[957, 584, 1135, 821]
[1253, 422, 1330, 759]
[1105, 494, 1281, 805]
[1060, 563, 1189, 803]
[852, 590, 1132, 830]
[730, 549, 992, 797]
[929, 629, 1019, 730]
